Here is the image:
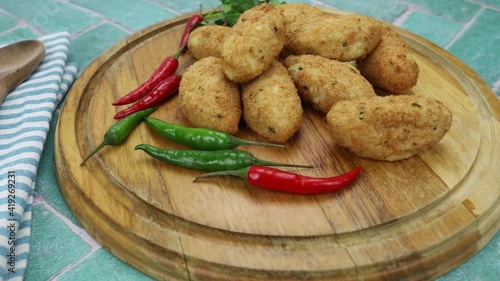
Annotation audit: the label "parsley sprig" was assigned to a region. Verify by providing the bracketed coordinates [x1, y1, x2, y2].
[203, 0, 285, 27]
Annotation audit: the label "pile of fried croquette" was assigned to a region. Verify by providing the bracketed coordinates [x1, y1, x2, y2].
[179, 3, 452, 161]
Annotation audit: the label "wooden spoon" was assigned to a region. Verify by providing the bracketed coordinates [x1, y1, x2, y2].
[0, 39, 45, 104]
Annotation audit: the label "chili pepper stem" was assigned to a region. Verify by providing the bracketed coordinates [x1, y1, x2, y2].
[81, 108, 157, 166]
[80, 140, 110, 166]
[229, 138, 286, 149]
[193, 167, 249, 182]
[173, 45, 185, 59]
[254, 159, 313, 169]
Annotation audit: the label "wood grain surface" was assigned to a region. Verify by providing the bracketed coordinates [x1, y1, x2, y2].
[54, 8, 500, 281]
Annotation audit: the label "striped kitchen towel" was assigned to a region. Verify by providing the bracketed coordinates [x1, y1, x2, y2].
[0, 31, 78, 281]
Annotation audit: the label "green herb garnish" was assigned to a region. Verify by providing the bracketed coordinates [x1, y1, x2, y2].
[203, 0, 285, 26]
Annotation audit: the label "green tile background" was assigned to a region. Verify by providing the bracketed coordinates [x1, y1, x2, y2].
[322, 0, 408, 22]
[68, 23, 129, 70]
[400, 12, 463, 47]
[0, 28, 41, 44]
[403, 0, 482, 22]
[0, 0, 101, 34]
[24, 204, 92, 281]
[1, 0, 499, 280]
[70, 0, 178, 32]
[57, 249, 154, 281]
[35, 112, 82, 227]
[0, 11, 16, 31]
[477, 0, 500, 8]
[155, 0, 220, 13]
[448, 8, 500, 89]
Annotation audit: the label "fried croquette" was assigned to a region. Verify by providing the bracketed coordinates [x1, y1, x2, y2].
[275, 3, 326, 45]
[179, 57, 241, 134]
[221, 4, 286, 83]
[326, 95, 453, 161]
[286, 14, 382, 62]
[358, 26, 420, 93]
[276, 3, 325, 23]
[283, 54, 376, 113]
[187, 25, 231, 60]
[241, 60, 303, 143]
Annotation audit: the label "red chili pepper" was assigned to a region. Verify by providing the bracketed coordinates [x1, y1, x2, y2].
[111, 47, 183, 106]
[179, 14, 204, 49]
[194, 165, 362, 195]
[114, 75, 181, 119]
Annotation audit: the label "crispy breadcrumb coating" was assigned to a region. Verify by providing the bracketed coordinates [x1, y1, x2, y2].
[179, 57, 241, 134]
[221, 3, 286, 83]
[241, 60, 303, 143]
[358, 26, 420, 93]
[326, 95, 452, 161]
[275, 3, 326, 45]
[187, 25, 231, 60]
[286, 14, 382, 62]
[283, 54, 376, 113]
[276, 3, 325, 23]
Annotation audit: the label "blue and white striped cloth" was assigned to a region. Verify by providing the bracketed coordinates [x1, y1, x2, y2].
[0, 32, 78, 281]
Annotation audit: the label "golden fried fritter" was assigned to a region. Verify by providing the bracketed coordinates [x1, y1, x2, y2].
[221, 3, 286, 83]
[179, 57, 241, 134]
[275, 3, 326, 45]
[283, 54, 376, 113]
[286, 14, 382, 62]
[326, 95, 453, 161]
[241, 60, 303, 143]
[276, 3, 324, 23]
[358, 26, 419, 93]
[187, 25, 231, 60]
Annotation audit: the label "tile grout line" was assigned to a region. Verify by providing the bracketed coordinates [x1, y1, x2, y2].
[48, 247, 102, 281]
[444, 6, 484, 50]
[69, 19, 132, 40]
[392, 4, 416, 26]
[397, 0, 441, 15]
[390, 1, 499, 95]
[310, 0, 327, 6]
[467, 0, 500, 11]
[143, 0, 183, 16]
[32, 192, 45, 205]
[32, 196, 103, 280]
[493, 80, 500, 95]
[59, 1, 134, 36]
[39, 200, 102, 249]
[0, 8, 45, 37]
[397, 0, 488, 24]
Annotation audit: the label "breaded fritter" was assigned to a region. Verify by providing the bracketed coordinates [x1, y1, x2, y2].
[221, 3, 286, 83]
[179, 57, 241, 134]
[275, 3, 326, 45]
[276, 3, 324, 23]
[326, 95, 453, 161]
[283, 54, 376, 113]
[358, 26, 419, 93]
[286, 14, 382, 62]
[187, 25, 231, 60]
[241, 60, 303, 143]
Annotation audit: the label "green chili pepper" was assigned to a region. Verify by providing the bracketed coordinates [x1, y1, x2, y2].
[80, 107, 157, 166]
[134, 144, 312, 172]
[143, 117, 286, 150]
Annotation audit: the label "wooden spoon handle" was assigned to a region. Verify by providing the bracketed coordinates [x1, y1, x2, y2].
[0, 40, 45, 103]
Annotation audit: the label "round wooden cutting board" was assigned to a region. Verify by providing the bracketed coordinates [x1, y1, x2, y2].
[55, 8, 500, 281]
